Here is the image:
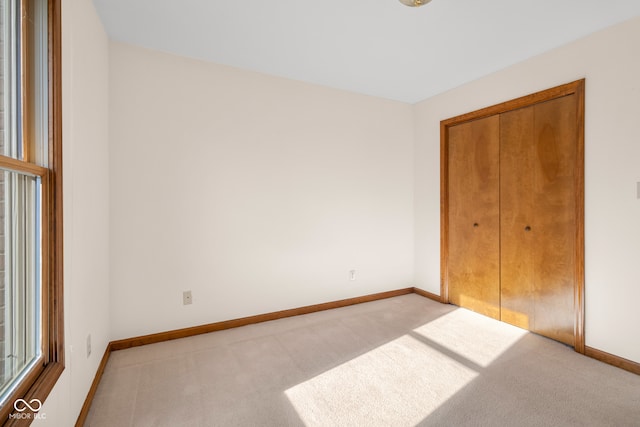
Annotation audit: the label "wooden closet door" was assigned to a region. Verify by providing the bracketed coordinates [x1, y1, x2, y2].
[500, 106, 535, 330]
[448, 116, 501, 320]
[500, 95, 577, 346]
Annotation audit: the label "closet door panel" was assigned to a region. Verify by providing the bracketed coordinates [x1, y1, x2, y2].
[448, 116, 501, 320]
[500, 107, 536, 330]
[532, 95, 577, 346]
[500, 96, 576, 345]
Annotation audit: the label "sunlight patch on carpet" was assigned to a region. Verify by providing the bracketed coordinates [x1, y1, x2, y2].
[413, 308, 528, 368]
[285, 333, 478, 426]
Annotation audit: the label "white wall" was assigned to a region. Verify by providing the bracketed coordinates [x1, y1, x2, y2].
[33, 0, 111, 424]
[414, 17, 640, 363]
[109, 43, 415, 340]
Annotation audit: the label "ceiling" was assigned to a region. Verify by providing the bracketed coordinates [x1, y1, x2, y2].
[92, 0, 640, 104]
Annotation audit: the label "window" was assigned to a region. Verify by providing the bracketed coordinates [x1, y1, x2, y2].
[0, 0, 62, 423]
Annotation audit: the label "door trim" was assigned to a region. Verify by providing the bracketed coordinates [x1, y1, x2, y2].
[440, 79, 586, 353]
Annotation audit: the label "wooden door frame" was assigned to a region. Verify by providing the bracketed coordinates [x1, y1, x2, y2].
[440, 79, 586, 353]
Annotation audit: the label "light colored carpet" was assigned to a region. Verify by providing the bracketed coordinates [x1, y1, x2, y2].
[85, 294, 640, 426]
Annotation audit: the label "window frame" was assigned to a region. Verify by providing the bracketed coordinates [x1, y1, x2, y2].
[0, 0, 63, 424]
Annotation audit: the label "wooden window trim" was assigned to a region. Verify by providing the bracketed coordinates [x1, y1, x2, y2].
[0, 0, 63, 425]
[0, 156, 48, 177]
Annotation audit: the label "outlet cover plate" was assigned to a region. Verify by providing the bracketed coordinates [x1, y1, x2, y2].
[183, 290, 193, 305]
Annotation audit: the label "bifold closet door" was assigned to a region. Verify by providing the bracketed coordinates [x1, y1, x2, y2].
[500, 95, 577, 346]
[448, 115, 501, 320]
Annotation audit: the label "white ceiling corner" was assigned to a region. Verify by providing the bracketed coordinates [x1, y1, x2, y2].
[92, 0, 640, 104]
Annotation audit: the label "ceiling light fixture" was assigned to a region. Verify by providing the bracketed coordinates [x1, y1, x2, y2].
[399, 0, 432, 7]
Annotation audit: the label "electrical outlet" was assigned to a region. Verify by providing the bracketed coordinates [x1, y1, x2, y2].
[86, 334, 91, 358]
[349, 270, 356, 281]
[183, 290, 193, 305]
